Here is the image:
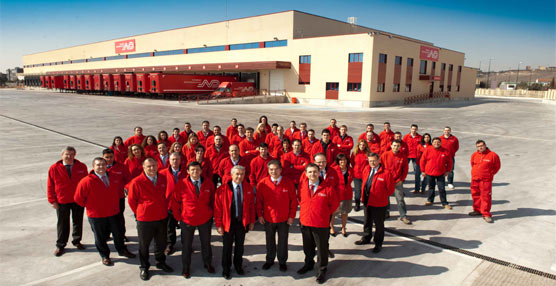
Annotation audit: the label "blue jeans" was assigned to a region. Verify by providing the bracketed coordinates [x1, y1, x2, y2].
[353, 178, 362, 203]
[408, 158, 421, 191]
[386, 181, 407, 218]
[447, 157, 455, 184]
[427, 175, 448, 205]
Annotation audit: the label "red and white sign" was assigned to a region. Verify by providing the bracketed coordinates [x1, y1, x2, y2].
[115, 39, 136, 53]
[420, 46, 439, 62]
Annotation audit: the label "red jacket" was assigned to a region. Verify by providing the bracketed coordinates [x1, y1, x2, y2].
[361, 165, 395, 207]
[206, 134, 230, 150]
[265, 133, 276, 145]
[403, 133, 422, 159]
[127, 172, 169, 222]
[169, 135, 187, 146]
[310, 140, 339, 164]
[420, 147, 453, 176]
[160, 166, 188, 210]
[298, 180, 339, 228]
[226, 125, 238, 139]
[107, 163, 131, 198]
[186, 159, 214, 182]
[416, 143, 432, 163]
[218, 156, 251, 181]
[182, 143, 199, 163]
[124, 157, 145, 179]
[47, 160, 88, 204]
[471, 149, 501, 181]
[205, 145, 229, 174]
[281, 151, 310, 184]
[172, 176, 216, 226]
[256, 177, 298, 223]
[366, 134, 382, 155]
[231, 134, 246, 146]
[74, 172, 121, 218]
[196, 130, 214, 147]
[214, 180, 256, 232]
[268, 136, 286, 158]
[124, 134, 145, 148]
[274, 146, 291, 160]
[326, 126, 340, 138]
[299, 167, 339, 193]
[284, 127, 299, 141]
[441, 135, 459, 158]
[110, 145, 128, 164]
[358, 131, 378, 141]
[351, 151, 369, 179]
[302, 138, 318, 154]
[380, 150, 408, 183]
[333, 166, 354, 201]
[155, 154, 170, 170]
[379, 130, 395, 153]
[293, 130, 308, 142]
[239, 138, 259, 161]
[332, 135, 354, 156]
[385, 140, 409, 158]
[178, 130, 193, 143]
[144, 145, 158, 159]
[253, 131, 267, 145]
[249, 155, 275, 187]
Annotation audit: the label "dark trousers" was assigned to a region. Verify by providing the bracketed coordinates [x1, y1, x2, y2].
[180, 219, 213, 271]
[117, 198, 126, 237]
[361, 205, 387, 247]
[212, 174, 221, 187]
[137, 218, 168, 270]
[447, 158, 455, 184]
[427, 175, 448, 205]
[56, 202, 84, 248]
[89, 214, 126, 258]
[222, 218, 246, 273]
[353, 178, 362, 203]
[264, 221, 289, 264]
[167, 211, 178, 247]
[300, 225, 329, 272]
[409, 158, 422, 191]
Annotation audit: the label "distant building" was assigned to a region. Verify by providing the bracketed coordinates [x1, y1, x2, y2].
[535, 78, 553, 86]
[538, 66, 547, 71]
[6, 67, 23, 82]
[525, 66, 531, 71]
[499, 82, 517, 90]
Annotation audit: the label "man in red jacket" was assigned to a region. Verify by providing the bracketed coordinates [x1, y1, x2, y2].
[311, 129, 338, 164]
[206, 125, 230, 149]
[293, 122, 308, 142]
[206, 135, 229, 185]
[379, 122, 395, 154]
[332, 125, 354, 156]
[470, 140, 501, 223]
[441, 126, 459, 190]
[420, 137, 454, 209]
[281, 139, 310, 187]
[169, 128, 187, 146]
[358, 123, 377, 141]
[196, 120, 213, 147]
[128, 158, 173, 280]
[125, 126, 145, 148]
[103, 149, 131, 242]
[354, 153, 395, 253]
[47, 146, 88, 256]
[172, 161, 217, 278]
[297, 164, 339, 284]
[239, 127, 259, 160]
[249, 143, 274, 191]
[226, 118, 239, 139]
[381, 140, 410, 224]
[218, 144, 251, 183]
[155, 142, 170, 170]
[257, 160, 297, 272]
[326, 119, 340, 138]
[302, 129, 318, 153]
[179, 122, 193, 142]
[231, 124, 246, 145]
[214, 166, 255, 280]
[284, 120, 299, 141]
[74, 158, 136, 266]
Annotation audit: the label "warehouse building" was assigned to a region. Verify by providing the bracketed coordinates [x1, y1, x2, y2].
[22, 10, 476, 107]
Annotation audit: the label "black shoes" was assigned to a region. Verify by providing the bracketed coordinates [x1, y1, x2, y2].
[279, 264, 287, 272]
[102, 257, 113, 266]
[119, 249, 136, 258]
[297, 264, 314, 274]
[204, 264, 216, 273]
[355, 238, 371, 245]
[262, 262, 274, 270]
[316, 269, 327, 284]
[468, 211, 481, 216]
[156, 262, 174, 273]
[222, 271, 231, 280]
[235, 267, 245, 275]
[74, 243, 86, 250]
[372, 246, 382, 253]
[328, 250, 335, 258]
[54, 247, 64, 257]
[140, 269, 149, 281]
[164, 245, 174, 255]
[182, 269, 191, 279]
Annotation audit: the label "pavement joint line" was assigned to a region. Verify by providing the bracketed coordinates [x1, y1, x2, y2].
[22, 262, 99, 286]
[0, 198, 45, 208]
[347, 217, 556, 280]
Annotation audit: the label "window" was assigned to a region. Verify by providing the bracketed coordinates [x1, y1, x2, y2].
[326, 82, 339, 91]
[377, 83, 385, 92]
[393, 83, 400, 92]
[127, 52, 152, 59]
[395, 56, 402, 65]
[458, 65, 462, 72]
[62, 61, 70, 65]
[264, 40, 287, 48]
[349, 53, 363, 63]
[449, 64, 453, 71]
[299, 55, 311, 64]
[457, 85, 460, 91]
[420, 60, 427, 74]
[106, 55, 125, 61]
[442, 63, 446, 70]
[408, 58, 414, 66]
[188, 46, 226, 53]
[432, 62, 436, 69]
[447, 85, 452, 92]
[379, 53, 387, 64]
[229, 42, 259, 50]
[439, 85, 444, 92]
[347, 83, 361, 91]
[405, 84, 412, 92]
[88, 57, 104, 62]
[154, 49, 183, 56]
[73, 59, 86, 64]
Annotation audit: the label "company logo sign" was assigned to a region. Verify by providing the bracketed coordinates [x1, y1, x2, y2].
[420, 46, 439, 62]
[197, 80, 221, 88]
[115, 39, 136, 53]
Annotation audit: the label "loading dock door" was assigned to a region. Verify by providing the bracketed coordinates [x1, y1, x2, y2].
[269, 70, 284, 95]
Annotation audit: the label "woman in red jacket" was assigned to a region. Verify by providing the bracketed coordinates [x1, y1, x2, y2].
[142, 135, 158, 158]
[350, 139, 371, 211]
[110, 136, 127, 164]
[259, 115, 272, 134]
[253, 123, 267, 145]
[414, 133, 432, 193]
[274, 138, 292, 160]
[124, 144, 145, 179]
[331, 153, 354, 237]
[157, 130, 172, 149]
[182, 134, 200, 163]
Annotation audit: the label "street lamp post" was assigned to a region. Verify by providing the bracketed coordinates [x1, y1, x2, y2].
[516, 61, 522, 89]
[486, 58, 492, 89]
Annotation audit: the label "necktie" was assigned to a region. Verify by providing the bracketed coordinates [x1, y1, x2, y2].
[236, 185, 243, 219]
[274, 180, 278, 186]
[65, 165, 72, 178]
[194, 180, 200, 197]
[363, 168, 376, 206]
[101, 176, 109, 188]
[311, 184, 316, 195]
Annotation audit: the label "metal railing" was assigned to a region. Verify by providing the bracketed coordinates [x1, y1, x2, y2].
[403, 92, 450, 105]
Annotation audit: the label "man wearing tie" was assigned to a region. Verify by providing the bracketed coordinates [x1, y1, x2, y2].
[102, 149, 131, 242]
[74, 158, 136, 265]
[297, 164, 339, 284]
[47, 146, 88, 256]
[214, 166, 255, 280]
[155, 142, 170, 170]
[355, 153, 395, 253]
[172, 161, 216, 278]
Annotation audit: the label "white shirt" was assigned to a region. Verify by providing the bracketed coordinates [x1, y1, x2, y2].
[271, 176, 282, 185]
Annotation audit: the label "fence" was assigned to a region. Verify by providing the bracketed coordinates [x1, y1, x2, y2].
[403, 92, 450, 105]
[475, 88, 556, 101]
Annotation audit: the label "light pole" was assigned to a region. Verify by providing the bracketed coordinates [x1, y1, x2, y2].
[516, 61, 522, 88]
[486, 58, 493, 89]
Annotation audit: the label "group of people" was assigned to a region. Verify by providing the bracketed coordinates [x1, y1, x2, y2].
[47, 116, 501, 283]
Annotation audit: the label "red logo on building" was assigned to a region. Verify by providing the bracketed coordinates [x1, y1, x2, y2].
[420, 46, 439, 61]
[115, 39, 136, 53]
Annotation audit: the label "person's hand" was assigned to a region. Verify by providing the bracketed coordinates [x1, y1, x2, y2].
[422, 173, 427, 177]
[287, 218, 294, 225]
[258, 217, 265, 225]
[249, 223, 254, 231]
[444, 172, 449, 177]
[217, 226, 224, 235]
[51, 202, 59, 210]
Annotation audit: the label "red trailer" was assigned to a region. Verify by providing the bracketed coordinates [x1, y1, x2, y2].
[124, 74, 136, 92]
[113, 74, 124, 92]
[148, 73, 238, 94]
[63, 75, 70, 89]
[46, 76, 52, 89]
[136, 73, 150, 93]
[102, 74, 114, 91]
[69, 75, 76, 89]
[76, 75, 85, 90]
[51, 76, 64, 89]
[84, 74, 94, 91]
[93, 74, 103, 91]
[40, 76, 46, 88]
[211, 82, 256, 97]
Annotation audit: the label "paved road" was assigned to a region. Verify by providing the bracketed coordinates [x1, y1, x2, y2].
[0, 90, 555, 285]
